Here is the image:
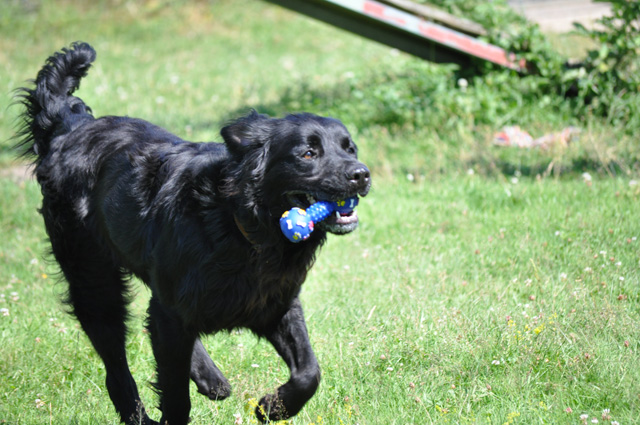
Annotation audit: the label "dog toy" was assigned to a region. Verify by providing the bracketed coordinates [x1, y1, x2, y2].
[280, 197, 358, 242]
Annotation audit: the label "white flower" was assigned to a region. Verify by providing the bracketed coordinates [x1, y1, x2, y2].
[1, 308, 9, 316]
[251, 364, 259, 368]
[233, 412, 243, 424]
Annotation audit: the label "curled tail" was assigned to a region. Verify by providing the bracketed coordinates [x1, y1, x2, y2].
[15, 42, 97, 160]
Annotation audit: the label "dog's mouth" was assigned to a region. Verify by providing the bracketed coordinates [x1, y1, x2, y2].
[285, 192, 359, 234]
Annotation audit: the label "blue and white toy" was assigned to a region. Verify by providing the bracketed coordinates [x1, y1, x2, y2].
[280, 197, 359, 242]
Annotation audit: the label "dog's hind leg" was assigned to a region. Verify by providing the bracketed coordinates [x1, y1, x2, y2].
[190, 338, 232, 400]
[46, 212, 154, 424]
[62, 263, 155, 425]
[147, 296, 196, 425]
[254, 297, 321, 422]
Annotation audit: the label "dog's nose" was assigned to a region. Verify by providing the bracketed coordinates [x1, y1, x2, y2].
[346, 165, 371, 193]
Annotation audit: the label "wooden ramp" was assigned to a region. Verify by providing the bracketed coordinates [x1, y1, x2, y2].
[264, 0, 525, 70]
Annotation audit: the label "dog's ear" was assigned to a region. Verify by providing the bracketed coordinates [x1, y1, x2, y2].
[221, 110, 270, 156]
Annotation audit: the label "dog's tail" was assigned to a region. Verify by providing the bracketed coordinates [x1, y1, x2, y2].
[15, 42, 96, 160]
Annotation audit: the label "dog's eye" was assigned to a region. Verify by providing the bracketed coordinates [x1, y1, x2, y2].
[302, 150, 316, 160]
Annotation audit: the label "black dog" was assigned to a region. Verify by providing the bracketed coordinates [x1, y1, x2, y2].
[16, 42, 370, 425]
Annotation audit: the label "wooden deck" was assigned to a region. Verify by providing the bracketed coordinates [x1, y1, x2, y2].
[507, 0, 611, 32]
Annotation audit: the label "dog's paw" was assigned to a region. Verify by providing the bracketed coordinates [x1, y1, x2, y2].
[255, 393, 289, 423]
[206, 381, 232, 401]
[190, 361, 232, 401]
[193, 377, 231, 401]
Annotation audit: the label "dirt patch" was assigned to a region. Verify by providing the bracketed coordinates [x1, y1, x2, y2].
[0, 164, 33, 183]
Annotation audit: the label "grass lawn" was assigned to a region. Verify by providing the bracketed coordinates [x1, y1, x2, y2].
[1, 1, 639, 424]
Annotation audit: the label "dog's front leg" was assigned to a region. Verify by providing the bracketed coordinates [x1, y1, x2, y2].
[255, 297, 321, 422]
[147, 297, 196, 425]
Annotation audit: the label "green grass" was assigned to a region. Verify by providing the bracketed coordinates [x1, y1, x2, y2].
[1, 1, 639, 424]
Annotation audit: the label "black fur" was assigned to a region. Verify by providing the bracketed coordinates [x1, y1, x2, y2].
[15, 42, 371, 425]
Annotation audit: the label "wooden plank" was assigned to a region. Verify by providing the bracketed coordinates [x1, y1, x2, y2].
[379, 0, 487, 36]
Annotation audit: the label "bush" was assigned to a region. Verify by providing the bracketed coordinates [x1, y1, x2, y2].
[417, 0, 640, 129]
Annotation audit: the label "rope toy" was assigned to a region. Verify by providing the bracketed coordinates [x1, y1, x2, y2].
[280, 197, 359, 242]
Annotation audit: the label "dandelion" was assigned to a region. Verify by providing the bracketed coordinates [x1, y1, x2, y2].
[1, 308, 9, 316]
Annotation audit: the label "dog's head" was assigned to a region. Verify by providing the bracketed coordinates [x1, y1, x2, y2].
[221, 111, 371, 237]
